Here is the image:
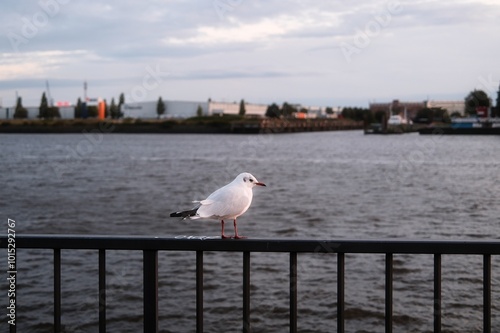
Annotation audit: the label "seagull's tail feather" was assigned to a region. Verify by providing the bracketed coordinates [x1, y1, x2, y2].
[170, 208, 198, 219]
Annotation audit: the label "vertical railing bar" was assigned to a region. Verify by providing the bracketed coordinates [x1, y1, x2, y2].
[243, 252, 251, 333]
[483, 254, 491, 333]
[143, 250, 158, 333]
[290, 252, 298, 333]
[337, 253, 345, 333]
[98, 249, 106, 333]
[54, 249, 61, 333]
[434, 254, 441, 333]
[385, 253, 393, 333]
[196, 251, 203, 333]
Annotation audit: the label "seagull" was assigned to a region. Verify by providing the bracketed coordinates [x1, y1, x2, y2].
[170, 172, 266, 239]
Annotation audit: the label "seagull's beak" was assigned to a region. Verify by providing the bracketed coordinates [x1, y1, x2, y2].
[255, 182, 266, 187]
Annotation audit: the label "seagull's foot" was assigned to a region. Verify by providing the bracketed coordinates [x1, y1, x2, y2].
[233, 234, 247, 239]
[221, 234, 231, 239]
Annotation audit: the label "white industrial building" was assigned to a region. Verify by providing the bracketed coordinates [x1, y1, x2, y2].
[58, 107, 75, 119]
[122, 100, 268, 119]
[122, 100, 209, 119]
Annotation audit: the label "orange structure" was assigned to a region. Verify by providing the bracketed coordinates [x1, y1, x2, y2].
[98, 100, 105, 119]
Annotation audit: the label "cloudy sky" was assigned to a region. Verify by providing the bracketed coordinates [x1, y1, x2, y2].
[1, 0, 499, 108]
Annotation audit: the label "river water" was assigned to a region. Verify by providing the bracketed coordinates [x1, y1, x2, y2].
[1, 131, 499, 332]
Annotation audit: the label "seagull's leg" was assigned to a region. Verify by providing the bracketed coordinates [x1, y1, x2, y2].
[221, 220, 230, 239]
[233, 219, 247, 239]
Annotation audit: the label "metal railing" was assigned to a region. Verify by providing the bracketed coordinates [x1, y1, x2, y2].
[1, 234, 499, 333]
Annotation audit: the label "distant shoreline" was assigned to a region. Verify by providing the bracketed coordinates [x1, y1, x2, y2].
[0, 118, 363, 134]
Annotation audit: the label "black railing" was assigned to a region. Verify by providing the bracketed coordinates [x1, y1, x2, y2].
[1, 234, 499, 333]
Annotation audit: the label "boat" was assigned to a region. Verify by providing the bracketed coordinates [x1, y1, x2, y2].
[418, 117, 500, 135]
[387, 115, 412, 125]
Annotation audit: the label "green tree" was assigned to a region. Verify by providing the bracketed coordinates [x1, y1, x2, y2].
[38, 92, 60, 119]
[341, 107, 368, 121]
[119, 93, 125, 107]
[465, 89, 490, 116]
[281, 102, 297, 118]
[415, 107, 449, 123]
[75, 98, 82, 118]
[103, 99, 109, 118]
[239, 99, 246, 116]
[414, 108, 434, 123]
[433, 107, 449, 122]
[156, 97, 166, 119]
[47, 107, 61, 118]
[117, 93, 125, 118]
[196, 104, 203, 117]
[39, 92, 48, 118]
[14, 97, 28, 119]
[364, 110, 375, 124]
[265, 103, 280, 118]
[109, 98, 119, 119]
[373, 110, 386, 123]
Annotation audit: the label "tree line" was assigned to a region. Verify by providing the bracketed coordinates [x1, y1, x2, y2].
[13, 92, 127, 119]
[11, 88, 500, 121]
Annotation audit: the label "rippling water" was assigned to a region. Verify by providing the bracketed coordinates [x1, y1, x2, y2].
[1, 132, 499, 332]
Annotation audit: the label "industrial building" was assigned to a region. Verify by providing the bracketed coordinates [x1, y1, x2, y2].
[122, 100, 208, 119]
[122, 100, 268, 118]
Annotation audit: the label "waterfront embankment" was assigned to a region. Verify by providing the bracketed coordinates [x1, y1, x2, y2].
[0, 117, 363, 134]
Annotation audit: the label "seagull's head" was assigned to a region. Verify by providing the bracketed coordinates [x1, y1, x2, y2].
[236, 172, 266, 188]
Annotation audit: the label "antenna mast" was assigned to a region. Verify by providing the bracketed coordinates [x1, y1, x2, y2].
[45, 80, 53, 107]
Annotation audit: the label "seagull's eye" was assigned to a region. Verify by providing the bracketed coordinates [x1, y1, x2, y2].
[249, 179, 254, 182]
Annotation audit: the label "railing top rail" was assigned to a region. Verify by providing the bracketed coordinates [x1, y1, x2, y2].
[2, 234, 500, 254]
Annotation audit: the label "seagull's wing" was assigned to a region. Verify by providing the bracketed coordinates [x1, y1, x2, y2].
[196, 184, 252, 219]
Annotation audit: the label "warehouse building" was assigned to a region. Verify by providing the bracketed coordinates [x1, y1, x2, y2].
[122, 100, 268, 119]
[122, 100, 209, 119]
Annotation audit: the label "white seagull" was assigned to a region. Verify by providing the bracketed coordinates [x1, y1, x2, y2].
[170, 172, 266, 239]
